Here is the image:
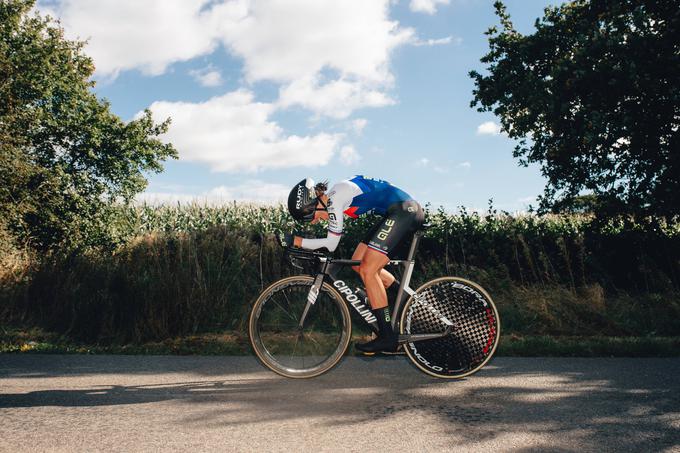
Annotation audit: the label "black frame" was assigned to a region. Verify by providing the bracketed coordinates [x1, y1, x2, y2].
[288, 227, 454, 344]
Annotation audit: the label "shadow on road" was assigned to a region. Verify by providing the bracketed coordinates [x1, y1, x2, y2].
[1, 355, 679, 450]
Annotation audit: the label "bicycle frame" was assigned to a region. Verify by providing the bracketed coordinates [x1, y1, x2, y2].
[294, 228, 454, 344]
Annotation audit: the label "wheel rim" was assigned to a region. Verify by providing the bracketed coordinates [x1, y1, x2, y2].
[251, 278, 350, 377]
[402, 277, 500, 378]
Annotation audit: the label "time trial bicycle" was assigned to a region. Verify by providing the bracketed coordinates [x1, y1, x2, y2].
[248, 224, 500, 379]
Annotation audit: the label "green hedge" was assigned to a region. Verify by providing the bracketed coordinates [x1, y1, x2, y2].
[1, 204, 678, 343]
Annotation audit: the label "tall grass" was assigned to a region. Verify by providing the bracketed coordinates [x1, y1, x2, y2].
[1, 203, 678, 343]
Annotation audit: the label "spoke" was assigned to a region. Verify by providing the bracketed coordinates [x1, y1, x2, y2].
[291, 332, 300, 360]
[269, 294, 297, 322]
[281, 291, 300, 319]
[308, 333, 324, 357]
[305, 327, 322, 349]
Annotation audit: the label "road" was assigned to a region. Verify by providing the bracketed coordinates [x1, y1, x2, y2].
[1, 355, 678, 452]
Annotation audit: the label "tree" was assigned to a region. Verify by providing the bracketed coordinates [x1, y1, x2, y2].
[0, 0, 177, 250]
[470, 0, 680, 218]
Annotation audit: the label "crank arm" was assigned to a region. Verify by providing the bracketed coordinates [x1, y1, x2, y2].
[398, 326, 452, 344]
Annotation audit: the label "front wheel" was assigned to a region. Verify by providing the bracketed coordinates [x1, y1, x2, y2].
[400, 277, 500, 379]
[249, 276, 351, 378]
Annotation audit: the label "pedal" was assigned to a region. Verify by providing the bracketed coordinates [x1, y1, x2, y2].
[357, 346, 405, 356]
[379, 349, 405, 356]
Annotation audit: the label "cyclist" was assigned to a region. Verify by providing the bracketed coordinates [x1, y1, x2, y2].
[283, 176, 424, 354]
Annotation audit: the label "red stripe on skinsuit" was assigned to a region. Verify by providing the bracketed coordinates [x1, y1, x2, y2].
[344, 206, 359, 218]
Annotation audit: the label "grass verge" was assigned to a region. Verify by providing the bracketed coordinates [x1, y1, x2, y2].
[2, 325, 679, 357]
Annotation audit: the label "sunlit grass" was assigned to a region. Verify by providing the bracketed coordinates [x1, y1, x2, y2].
[3, 325, 678, 357]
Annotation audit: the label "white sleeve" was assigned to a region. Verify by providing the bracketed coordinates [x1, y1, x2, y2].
[300, 232, 342, 252]
[299, 180, 357, 252]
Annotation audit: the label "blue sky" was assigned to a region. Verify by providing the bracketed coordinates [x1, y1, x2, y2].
[39, 0, 559, 211]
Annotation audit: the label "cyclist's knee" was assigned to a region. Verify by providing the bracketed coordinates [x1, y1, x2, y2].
[358, 258, 383, 281]
[358, 265, 377, 282]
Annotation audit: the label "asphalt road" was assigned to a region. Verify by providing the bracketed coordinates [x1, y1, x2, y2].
[1, 355, 678, 452]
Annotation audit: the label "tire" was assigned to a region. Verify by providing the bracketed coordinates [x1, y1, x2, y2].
[400, 277, 500, 379]
[249, 275, 352, 378]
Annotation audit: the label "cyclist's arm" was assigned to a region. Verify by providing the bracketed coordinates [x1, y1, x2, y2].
[300, 230, 342, 252]
[299, 185, 349, 252]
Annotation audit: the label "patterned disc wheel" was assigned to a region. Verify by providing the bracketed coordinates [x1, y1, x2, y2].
[400, 277, 500, 379]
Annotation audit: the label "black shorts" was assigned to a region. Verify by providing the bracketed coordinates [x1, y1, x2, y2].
[361, 200, 425, 257]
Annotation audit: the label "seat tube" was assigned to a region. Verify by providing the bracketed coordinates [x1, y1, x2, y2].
[406, 231, 422, 261]
[391, 231, 422, 330]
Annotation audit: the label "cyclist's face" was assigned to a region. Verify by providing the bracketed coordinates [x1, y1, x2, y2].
[311, 198, 328, 224]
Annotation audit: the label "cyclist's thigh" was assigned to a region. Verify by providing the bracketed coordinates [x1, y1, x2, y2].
[351, 243, 367, 272]
[366, 200, 423, 257]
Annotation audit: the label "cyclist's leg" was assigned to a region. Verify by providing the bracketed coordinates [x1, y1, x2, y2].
[355, 248, 397, 353]
[351, 243, 395, 288]
[355, 202, 419, 354]
[358, 249, 390, 310]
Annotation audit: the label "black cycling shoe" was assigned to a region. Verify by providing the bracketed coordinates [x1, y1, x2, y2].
[355, 306, 401, 355]
[355, 333, 398, 354]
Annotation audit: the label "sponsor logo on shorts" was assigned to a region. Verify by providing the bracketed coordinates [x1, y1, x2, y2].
[368, 241, 387, 252]
[377, 219, 395, 240]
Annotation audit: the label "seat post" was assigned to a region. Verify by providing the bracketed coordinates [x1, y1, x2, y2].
[405, 230, 422, 262]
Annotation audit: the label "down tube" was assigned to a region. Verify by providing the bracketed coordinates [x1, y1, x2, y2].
[326, 274, 379, 334]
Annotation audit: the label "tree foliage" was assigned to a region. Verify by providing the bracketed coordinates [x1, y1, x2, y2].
[470, 0, 680, 218]
[0, 0, 177, 250]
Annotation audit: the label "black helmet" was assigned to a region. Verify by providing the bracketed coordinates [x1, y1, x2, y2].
[287, 178, 328, 222]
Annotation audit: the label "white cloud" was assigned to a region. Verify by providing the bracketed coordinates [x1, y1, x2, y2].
[417, 158, 430, 167]
[40, 0, 218, 77]
[458, 161, 471, 169]
[409, 0, 450, 15]
[41, 0, 415, 118]
[216, 0, 412, 84]
[339, 145, 361, 165]
[137, 180, 290, 205]
[477, 121, 502, 136]
[277, 76, 394, 119]
[218, 0, 413, 118]
[189, 66, 223, 87]
[351, 118, 368, 135]
[412, 36, 461, 47]
[142, 90, 342, 172]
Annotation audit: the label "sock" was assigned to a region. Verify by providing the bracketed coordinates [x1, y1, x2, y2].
[373, 306, 394, 337]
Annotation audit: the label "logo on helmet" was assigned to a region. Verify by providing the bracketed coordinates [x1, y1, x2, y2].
[296, 185, 305, 209]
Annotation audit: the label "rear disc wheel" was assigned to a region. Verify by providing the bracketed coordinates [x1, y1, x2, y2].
[400, 277, 500, 379]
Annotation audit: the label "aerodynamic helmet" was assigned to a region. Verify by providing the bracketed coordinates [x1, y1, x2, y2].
[287, 178, 328, 222]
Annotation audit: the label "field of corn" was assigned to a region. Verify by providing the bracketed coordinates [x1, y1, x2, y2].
[1, 203, 679, 346]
